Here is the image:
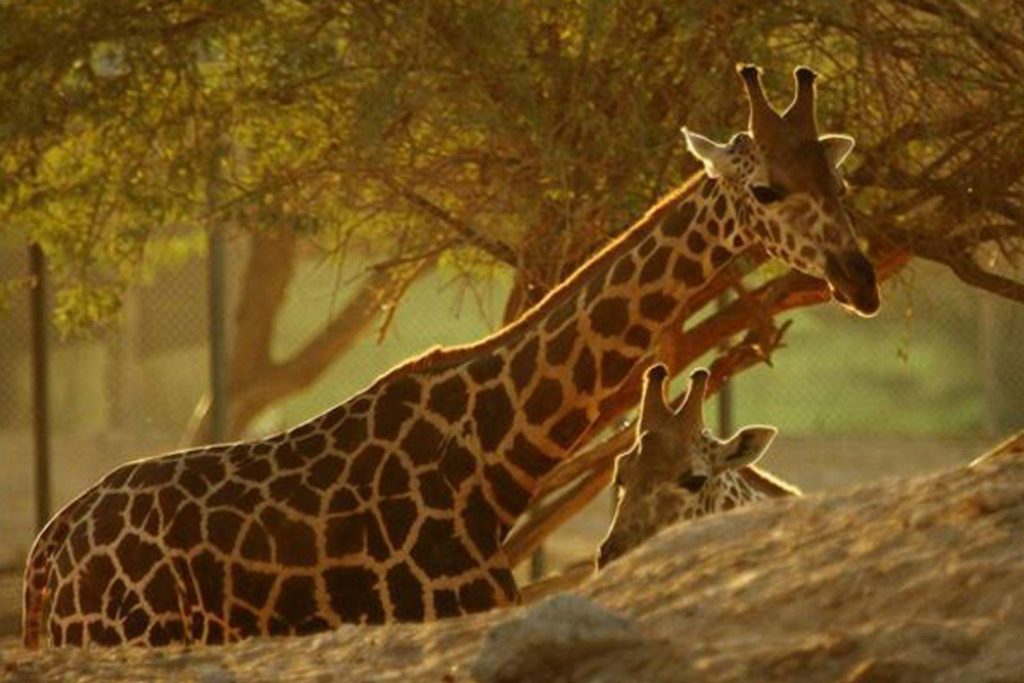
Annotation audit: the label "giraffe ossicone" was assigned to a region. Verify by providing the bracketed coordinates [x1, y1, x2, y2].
[596, 364, 799, 569]
[24, 64, 872, 648]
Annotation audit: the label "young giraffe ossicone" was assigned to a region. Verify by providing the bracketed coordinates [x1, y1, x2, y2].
[24, 64, 879, 648]
[596, 364, 800, 569]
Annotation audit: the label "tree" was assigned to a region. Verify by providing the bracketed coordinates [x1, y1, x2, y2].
[3, 1, 1022, 554]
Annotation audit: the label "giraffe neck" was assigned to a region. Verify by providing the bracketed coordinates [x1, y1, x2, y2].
[327, 172, 747, 526]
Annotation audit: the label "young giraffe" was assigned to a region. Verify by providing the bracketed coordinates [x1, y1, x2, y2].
[596, 364, 799, 569]
[24, 64, 878, 648]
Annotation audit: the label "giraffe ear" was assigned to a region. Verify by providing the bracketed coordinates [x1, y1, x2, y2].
[682, 128, 732, 178]
[819, 134, 855, 168]
[712, 425, 777, 474]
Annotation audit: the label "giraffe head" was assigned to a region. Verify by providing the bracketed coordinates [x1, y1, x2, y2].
[682, 64, 880, 316]
[595, 364, 777, 569]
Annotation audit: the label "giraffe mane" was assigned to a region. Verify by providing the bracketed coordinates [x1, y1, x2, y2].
[360, 171, 707, 393]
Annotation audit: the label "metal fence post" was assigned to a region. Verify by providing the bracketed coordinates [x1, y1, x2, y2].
[29, 243, 51, 531]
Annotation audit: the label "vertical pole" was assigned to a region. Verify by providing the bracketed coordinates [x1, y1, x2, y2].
[29, 243, 51, 531]
[717, 293, 734, 435]
[208, 139, 229, 443]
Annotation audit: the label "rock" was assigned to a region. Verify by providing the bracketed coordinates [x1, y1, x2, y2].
[470, 594, 644, 683]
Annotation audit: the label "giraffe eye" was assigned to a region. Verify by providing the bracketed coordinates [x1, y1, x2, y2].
[678, 474, 707, 493]
[751, 185, 785, 204]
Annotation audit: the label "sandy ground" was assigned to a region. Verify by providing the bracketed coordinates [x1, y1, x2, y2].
[2, 433, 1022, 681]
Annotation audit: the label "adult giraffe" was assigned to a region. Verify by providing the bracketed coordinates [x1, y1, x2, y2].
[24, 64, 879, 647]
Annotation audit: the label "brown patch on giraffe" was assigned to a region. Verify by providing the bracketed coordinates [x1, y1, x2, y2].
[458, 578, 496, 613]
[327, 486, 359, 514]
[334, 416, 370, 453]
[274, 441, 306, 470]
[259, 506, 318, 566]
[549, 407, 590, 449]
[294, 433, 327, 459]
[275, 575, 318, 628]
[640, 292, 677, 322]
[128, 460, 177, 488]
[707, 220, 720, 237]
[318, 406, 348, 431]
[711, 246, 733, 268]
[800, 245, 817, 261]
[190, 550, 225, 615]
[323, 566, 385, 624]
[463, 485, 501, 557]
[440, 441, 477, 489]
[714, 194, 727, 219]
[115, 534, 163, 583]
[386, 563, 425, 621]
[625, 324, 652, 350]
[166, 501, 202, 551]
[428, 373, 469, 422]
[91, 492, 128, 545]
[101, 464, 134, 488]
[229, 603, 260, 637]
[672, 255, 704, 286]
[589, 296, 629, 337]
[69, 522, 91, 563]
[417, 469, 454, 509]
[573, 347, 597, 395]
[124, 606, 151, 641]
[701, 179, 716, 198]
[524, 377, 563, 424]
[661, 201, 696, 238]
[380, 497, 419, 549]
[402, 419, 446, 466]
[433, 589, 459, 618]
[473, 386, 514, 451]
[373, 377, 421, 440]
[349, 445, 384, 487]
[206, 509, 244, 553]
[378, 454, 411, 496]
[206, 479, 243, 506]
[410, 517, 477, 578]
[506, 434, 560, 479]
[179, 470, 210, 498]
[271, 475, 322, 517]
[232, 562, 276, 610]
[686, 230, 707, 254]
[143, 564, 180, 615]
[722, 218, 735, 238]
[610, 255, 636, 285]
[236, 457, 273, 484]
[637, 236, 656, 258]
[509, 338, 539, 393]
[543, 323, 576, 368]
[88, 621, 122, 646]
[601, 350, 634, 388]
[307, 454, 346, 491]
[467, 354, 504, 384]
[240, 521, 272, 561]
[640, 246, 672, 285]
[484, 463, 532, 516]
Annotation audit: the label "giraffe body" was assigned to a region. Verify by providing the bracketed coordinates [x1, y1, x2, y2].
[24, 64, 873, 647]
[597, 365, 800, 569]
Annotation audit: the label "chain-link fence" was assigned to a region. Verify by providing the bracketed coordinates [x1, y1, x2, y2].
[2, 245, 1022, 579]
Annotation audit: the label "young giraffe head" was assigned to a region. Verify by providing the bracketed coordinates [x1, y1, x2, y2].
[596, 364, 778, 569]
[683, 64, 879, 316]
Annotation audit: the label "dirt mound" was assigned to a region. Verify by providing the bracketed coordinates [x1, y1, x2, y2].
[4, 434, 1023, 682]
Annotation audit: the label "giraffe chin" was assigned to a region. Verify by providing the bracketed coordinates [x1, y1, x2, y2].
[829, 282, 880, 317]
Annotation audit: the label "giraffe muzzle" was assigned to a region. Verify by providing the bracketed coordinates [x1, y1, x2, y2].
[825, 250, 880, 317]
